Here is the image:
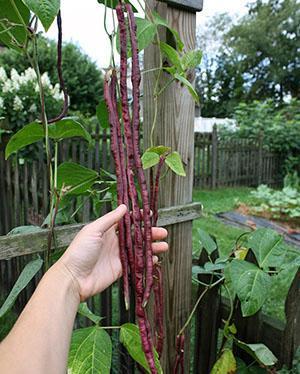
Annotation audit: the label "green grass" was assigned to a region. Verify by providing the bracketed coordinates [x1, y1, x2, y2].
[192, 187, 299, 321]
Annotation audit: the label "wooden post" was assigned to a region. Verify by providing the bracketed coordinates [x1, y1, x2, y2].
[211, 124, 218, 189]
[257, 131, 264, 185]
[143, 1, 201, 371]
[281, 269, 300, 368]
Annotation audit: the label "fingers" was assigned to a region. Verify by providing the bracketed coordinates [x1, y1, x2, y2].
[152, 241, 168, 253]
[151, 227, 168, 241]
[90, 204, 127, 234]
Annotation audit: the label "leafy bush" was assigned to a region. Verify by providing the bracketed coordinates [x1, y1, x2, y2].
[251, 184, 300, 219]
[0, 66, 63, 132]
[219, 100, 300, 173]
[0, 37, 103, 115]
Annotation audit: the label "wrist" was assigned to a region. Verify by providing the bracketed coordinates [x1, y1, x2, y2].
[47, 262, 81, 305]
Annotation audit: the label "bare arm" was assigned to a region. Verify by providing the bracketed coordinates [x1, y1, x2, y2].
[0, 205, 168, 373]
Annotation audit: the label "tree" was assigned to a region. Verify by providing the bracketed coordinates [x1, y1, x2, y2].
[0, 37, 103, 115]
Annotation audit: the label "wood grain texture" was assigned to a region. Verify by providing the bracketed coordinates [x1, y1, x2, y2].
[144, 2, 196, 371]
[0, 203, 201, 260]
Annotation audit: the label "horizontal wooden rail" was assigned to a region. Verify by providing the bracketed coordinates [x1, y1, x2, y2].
[0, 202, 202, 260]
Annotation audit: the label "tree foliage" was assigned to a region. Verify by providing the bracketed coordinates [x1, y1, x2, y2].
[196, 0, 300, 117]
[0, 37, 103, 115]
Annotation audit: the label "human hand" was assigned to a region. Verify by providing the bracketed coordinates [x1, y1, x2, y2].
[56, 205, 168, 301]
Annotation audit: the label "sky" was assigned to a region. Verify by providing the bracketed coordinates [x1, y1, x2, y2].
[44, 0, 254, 68]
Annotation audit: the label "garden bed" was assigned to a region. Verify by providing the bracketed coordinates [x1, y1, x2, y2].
[216, 210, 300, 247]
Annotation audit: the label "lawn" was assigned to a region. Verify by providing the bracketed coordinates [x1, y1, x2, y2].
[192, 187, 299, 321]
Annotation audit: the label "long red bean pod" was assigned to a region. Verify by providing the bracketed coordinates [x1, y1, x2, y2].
[173, 334, 185, 374]
[110, 71, 135, 281]
[104, 72, 130, 309]
[125, 3, 154, 309]
[153, 264, 164, 357]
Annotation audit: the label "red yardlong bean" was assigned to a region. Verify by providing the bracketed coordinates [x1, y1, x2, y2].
[126, 3, 154, 308]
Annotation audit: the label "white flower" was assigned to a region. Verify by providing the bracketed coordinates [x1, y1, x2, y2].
[13, 96, 23, 111]
[0, 67, 7, 82]
[52, 83, 64, 101]
[24, 67, 37, 83]
[10, 68, 20, 82]
[0, 97, 4, 110]
[2, 80, 13, 93]
[35, 83, 40, 93]
[41, 72, 51, 87]
[28, 103, 37, 113]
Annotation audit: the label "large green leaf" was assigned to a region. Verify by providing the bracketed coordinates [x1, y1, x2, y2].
[5, 122, 44, 159]
[159, 41, 183, 72]
[0, 0, 30, 52]
[247, 228, 284, 268]
[230, 260, 272, 316]
[165, 151, 186, 176]
[7, 225, 43, 235]
[97, 0, 138, 12]
[48, 118, 92, 143]
[235, 341, 277, 367]
[120, 323, 162, 374]
[57, 162, 98, 195]
[211, 349, 236, 374]
[68, 326, 112, 374]
[22, 0, 60, 31]
[181, 49, 202, 70]
[174, 73, 199, 103]
[141, 151, 160, 169]
[198, 228, 217, 254]
[78, 303, 103, 325]
[0, 258, 43, 318]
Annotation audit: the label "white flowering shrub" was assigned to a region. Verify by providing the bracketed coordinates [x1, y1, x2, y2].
[0, 67, 64, 131]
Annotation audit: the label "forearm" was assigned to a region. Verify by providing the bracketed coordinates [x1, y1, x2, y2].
[0, 263, 80, 374]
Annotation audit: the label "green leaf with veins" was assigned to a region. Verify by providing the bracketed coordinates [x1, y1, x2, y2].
[141, 151, 160, 169]
[120, 323, 162, 374]
[145, 145, 171, 156]
[211, 349, 236, 374]
[68, 326, 112, 374]
[165, 151, 186, 176]
[0, 0, 30, 52]
[181, 49, 202, 70]
[48, 117, 92, 143]
[160, 41, 183, 72]
[22, 0, 60, 31]
[5, 122, 44, 159]
[234, 341, 277, 367]
[229, 260, 272, 316]
[198, 228, 217, 254]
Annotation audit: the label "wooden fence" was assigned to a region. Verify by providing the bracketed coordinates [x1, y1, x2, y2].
[0, 127, 283, 236]
[194, 126, 282, 189]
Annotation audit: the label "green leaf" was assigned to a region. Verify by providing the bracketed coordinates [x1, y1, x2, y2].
[117, 17, 157, 57]
[146, 145, 171, 156]
[0, 0, 30, 52]
[120, 323, 162, 374]
[141, 151, 160, 169]
[96, 100, 110, 129]
[57, 162, 98, 195]
[211, 349, 236, 374]
[0, 258, 43, 318]
[7, 225, 43, 235]
[22, 0, 60, 31]
[68, 326, 112, 374]
[97, 0, 138, 13]
[235, 341, 277, 367]
[5, 122, 44, 159]
[159, 41, 183, 72]
[78, 303, 103, 325]
[165, 151, 186, 176]
[229, 260, 272, 316]
[181, 49, 202, 70]
[151, 11, 184, 51]
[48, 118, 92, 143]
[247, 229, 284, 268]
[174, 73, 199, 103]
[198, 228, 217, 254]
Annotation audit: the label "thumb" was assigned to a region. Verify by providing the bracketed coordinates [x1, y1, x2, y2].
[90, 204, 127, 234]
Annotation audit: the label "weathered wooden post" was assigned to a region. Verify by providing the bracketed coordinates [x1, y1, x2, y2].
[143, 0, 203, 371]
[211, 124, 218, 189]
